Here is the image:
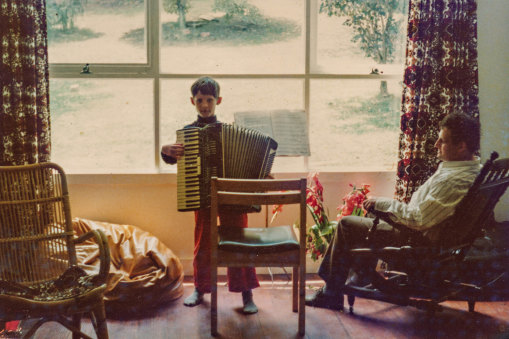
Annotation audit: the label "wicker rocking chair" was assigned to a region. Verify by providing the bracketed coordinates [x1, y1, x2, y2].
[0, 162, 110, 339]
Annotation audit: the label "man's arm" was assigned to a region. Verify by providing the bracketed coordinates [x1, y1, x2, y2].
[369, 180, 468, 231]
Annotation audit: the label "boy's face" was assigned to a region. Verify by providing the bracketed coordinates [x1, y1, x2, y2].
[191, 91, 222, 118]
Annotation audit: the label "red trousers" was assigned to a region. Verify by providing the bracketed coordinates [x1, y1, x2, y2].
[193, 208, 260, 293]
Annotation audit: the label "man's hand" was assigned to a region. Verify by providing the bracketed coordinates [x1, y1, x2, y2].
[161, 143, 184, 160]
[363, 198, 377, 212]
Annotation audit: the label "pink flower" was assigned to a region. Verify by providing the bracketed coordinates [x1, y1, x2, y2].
[336, 183, 370, 221]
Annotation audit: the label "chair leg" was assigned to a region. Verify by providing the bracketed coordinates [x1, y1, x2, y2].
[298, 263, 305, 337]
[72, 314, 82, 339]
[92, 303, 109, 339]
[347, 295, 355, 314]
[468, 300, 476, 312]
[21, 318, 46, 339]
[292, 266, 298, 312]
[211, 265, 218, 337]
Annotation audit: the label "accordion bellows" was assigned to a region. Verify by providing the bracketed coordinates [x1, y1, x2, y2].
[176, 123, 278, 211]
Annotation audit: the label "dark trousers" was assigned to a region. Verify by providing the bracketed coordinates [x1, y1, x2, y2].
[318, 216, 407, 292]
[193, 208, 260, 293]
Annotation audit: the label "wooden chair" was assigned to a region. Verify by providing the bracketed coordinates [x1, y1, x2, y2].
[0, 162, 110, 339]
[210, 177, 307, 337]
[344, 152, 509, 314]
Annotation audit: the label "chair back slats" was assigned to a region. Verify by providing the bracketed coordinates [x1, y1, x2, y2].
[439, 152, 509, 248]
[215, 178, 304, 192]
[217, 191, 302, 206]
[0, 163, 76, 285]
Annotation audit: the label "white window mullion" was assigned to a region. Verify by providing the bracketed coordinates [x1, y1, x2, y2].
[147, 0, 161, 170]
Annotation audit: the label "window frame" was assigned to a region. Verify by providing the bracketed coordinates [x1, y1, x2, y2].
[48, 0, 403, 174]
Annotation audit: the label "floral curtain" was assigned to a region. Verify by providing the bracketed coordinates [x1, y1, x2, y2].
[395, 0, 479, 202]
[0, 0, 51, 166]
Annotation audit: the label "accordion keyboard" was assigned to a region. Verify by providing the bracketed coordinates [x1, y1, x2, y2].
[176, 129, 202, 211]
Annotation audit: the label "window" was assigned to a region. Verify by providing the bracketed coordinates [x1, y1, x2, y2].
[48, 0, 407, 173]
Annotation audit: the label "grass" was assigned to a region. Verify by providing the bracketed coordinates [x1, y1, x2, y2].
[48, 27, 103, 44]
[49, 81, 111, 119]
[122, 16, 301, 46]
[328, 88, 401, 134]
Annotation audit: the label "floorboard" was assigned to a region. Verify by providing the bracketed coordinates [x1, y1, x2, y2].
[15, 275, 509, 339]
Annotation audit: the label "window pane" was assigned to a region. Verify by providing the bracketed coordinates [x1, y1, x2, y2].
[309, 79, 401, 171]
[47, 0, 146, 64]
[160, 78, 305, 172]
[315, 0, 407, 74]
[50, 79, 154, 173]
[160, 0, 304, 74]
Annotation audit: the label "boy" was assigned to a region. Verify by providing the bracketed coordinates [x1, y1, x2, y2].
[161, 76, 259, 314]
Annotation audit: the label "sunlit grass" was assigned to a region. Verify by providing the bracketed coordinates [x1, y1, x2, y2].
[123, 16, 300, 46]
[47, 27, 103, 44]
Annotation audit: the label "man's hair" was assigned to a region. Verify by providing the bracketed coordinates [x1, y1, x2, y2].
[439, 112, 480, 153]
[190, 76, 220, 98]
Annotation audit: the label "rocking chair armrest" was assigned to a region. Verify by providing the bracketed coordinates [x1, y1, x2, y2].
[73, 229, 111, 284]
[370, 210, 429, 245]
[350, 245, 415, 257]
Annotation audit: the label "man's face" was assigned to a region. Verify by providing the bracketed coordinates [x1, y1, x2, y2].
[191, 91, 222, 118]
[434, 127, 464, 161]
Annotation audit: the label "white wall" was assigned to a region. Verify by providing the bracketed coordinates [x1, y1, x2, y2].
[478, 0, 509, 220]
[66, 0, 509, 275]
[67, 172, 397, 275]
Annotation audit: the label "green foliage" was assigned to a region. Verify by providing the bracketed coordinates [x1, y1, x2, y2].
[320, 0, 404, 63]
[162, 0, 190, 30]
[47, 0, 87, 32]
[213, 0, 263, 25]
[162, 0, 191, 15]
[305, 206, 337, 261]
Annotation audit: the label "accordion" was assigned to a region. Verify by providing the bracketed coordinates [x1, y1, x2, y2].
[176, 123, 278, 211]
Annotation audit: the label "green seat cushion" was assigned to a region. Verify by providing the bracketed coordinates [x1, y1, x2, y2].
[218, 225, 299, 254]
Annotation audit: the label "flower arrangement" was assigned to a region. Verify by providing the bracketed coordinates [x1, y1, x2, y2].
[336, 183, 371, 221]
[272, 173, 371, 261]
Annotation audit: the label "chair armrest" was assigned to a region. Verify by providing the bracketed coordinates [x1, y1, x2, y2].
[369, 210, 429, 245]
[73, 229, 111, 284]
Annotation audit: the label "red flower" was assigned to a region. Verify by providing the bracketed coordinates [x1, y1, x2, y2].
[336, 183, 370, 221]
[272, 204, 283, 215]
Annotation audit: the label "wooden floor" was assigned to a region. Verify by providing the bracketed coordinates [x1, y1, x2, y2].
[20, 275, 509, 339]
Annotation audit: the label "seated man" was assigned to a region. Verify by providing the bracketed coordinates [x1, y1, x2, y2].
[305, 112, 482, 310]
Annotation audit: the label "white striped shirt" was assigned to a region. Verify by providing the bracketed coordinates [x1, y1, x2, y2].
[374, 159, 481, 235]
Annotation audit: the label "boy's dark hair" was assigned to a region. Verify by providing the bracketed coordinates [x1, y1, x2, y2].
[191, 76, 220, 98]
[439, 112, 480, 154]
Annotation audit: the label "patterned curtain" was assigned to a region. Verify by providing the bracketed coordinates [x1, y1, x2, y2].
[395, 0, 479, 202]
[0, 0, 51, 166]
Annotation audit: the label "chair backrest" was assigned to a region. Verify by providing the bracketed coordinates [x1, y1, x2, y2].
[210, 177, 307, 246]
[0, 162, 76, 285]
[438, 152, 509, 248]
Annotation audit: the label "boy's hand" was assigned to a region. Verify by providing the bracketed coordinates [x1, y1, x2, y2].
[161, 143, 184, 160]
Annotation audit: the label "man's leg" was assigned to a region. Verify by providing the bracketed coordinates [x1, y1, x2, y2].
[319, 216, 375, 290]
[307, 216, 401, 310]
